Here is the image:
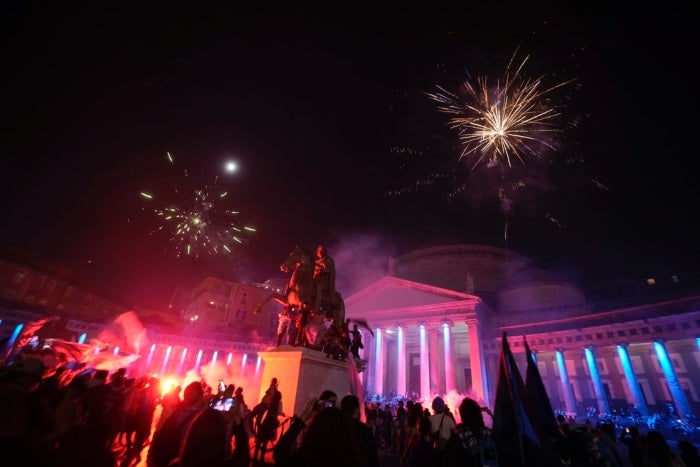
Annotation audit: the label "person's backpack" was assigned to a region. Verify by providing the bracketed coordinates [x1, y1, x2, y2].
[455, 426, 499, 467]
[431, 414, 446, 449]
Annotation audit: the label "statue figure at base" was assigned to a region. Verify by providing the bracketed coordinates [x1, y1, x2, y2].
[254, 245, 369, 372]
[254, 245, 344, 325]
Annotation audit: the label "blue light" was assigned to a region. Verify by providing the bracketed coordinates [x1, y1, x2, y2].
[654, 341, 692, 421]
[584, 347, 610, 414]
[78, 333, 87, 344]
[616, 345, 648, 417]
[556, 350, 577, 414]
[6, 323, 24, 353]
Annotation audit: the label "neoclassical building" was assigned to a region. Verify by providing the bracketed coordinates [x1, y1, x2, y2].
[345, 244, 700, 421]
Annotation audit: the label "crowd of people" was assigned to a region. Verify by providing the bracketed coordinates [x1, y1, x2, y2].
[2, 350, 698, 467]
[0, 353, 264, 467]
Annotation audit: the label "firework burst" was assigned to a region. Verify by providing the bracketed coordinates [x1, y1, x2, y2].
[140, 152, 256, 258]
[385, 48, 596, 244]
[427, 50, 574, 171]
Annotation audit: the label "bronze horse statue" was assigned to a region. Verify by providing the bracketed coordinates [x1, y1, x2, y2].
[255, 245, 347, 353]
[254, 245, 315, 313]
[255, 245, 344, 321]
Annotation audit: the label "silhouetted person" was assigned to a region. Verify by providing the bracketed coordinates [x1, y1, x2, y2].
[349, 324, 364, 359]
[619, 425, 643, 467]
[277, 406, 358, 467]
[177, 406, 228, 467]
[678, 440, 700, 467]
[429, 396, 455, 461]
[0, 357, 57, 466]
[403, 416, 435, 467]
[148, 381, 205, 467]
[276, 306, 296, 347]
[442, 397, 498, 467]
[157, 384, 182, 431]
[295, 302, 312, 347]
[273, 390, 338, 464]
[313, 245, 336, 313]
[254, 389, 283, 462]
[84, 369, 127, 451]
[641, 430, 685, 467]
[341, 395, 379, 467]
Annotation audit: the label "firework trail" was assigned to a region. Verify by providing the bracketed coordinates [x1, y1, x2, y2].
[140, 152, 256, 258]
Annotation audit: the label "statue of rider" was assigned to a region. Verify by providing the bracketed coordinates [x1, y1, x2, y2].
[312, 245, 336, 314]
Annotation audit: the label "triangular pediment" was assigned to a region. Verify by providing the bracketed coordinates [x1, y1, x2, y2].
[345, 276, 474, 314]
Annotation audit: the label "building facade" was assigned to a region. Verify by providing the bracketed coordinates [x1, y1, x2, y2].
[1, 244, 699, 423]
[345, 244, 700, 422]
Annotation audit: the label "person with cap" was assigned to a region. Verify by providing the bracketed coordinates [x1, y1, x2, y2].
[429, 396, 456, 454]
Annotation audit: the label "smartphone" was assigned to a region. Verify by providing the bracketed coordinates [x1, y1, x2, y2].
[315, 399, 334, 409]
[211, 397, 234, 412]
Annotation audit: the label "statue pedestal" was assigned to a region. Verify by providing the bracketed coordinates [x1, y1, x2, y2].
[257, 346, 350, 417]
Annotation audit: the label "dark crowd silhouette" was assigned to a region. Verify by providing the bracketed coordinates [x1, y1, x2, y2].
[1, 353, 698, 466]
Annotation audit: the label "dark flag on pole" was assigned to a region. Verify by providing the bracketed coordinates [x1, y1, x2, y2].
[351, 317, 374, 337]
[524, 336, 563, 443]
[493, 332, 549, 467]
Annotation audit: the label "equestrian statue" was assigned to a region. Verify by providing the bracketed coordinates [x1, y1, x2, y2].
[255, 245, 370, 369]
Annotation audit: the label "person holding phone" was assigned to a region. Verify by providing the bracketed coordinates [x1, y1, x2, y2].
[272, 390, 337, 464]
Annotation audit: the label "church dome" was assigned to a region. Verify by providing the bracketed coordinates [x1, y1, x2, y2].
[391, 244, 532, 294]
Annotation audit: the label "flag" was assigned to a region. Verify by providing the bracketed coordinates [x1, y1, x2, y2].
[98, 310, 150, 354]
[44, 339, 92, 364]
[493, 332, 549, 467]
[351, 317, 374, 337]
[346, 354, 366, 422]
[13, 316, 53, 351]
[524, 336, 562, 442]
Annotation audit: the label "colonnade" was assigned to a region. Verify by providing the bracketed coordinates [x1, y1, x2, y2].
[362, 319, 694, 421]
[553, 341, 693, 420]
[362, 316, 489, 405]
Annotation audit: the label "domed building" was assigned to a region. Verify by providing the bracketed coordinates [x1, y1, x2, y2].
[345, 244, 700, 422]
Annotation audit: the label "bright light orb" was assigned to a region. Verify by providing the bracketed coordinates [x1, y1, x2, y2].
[225, 161, 238, 173]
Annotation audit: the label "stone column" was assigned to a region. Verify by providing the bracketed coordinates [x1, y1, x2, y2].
[465, 317, 488, 405]
[555, 348, 578, 414]
[442, 320, 455, 394]
[363, 327, 374, 396]
[396, 323, 406, 398]
[418, 322, 430, 402]
[373, 327, 384, 397]
[653, 340, 693, 421]
[616, 344, 649, 417]
[429, 325, 440, 395]
[584, 346, 611, 415]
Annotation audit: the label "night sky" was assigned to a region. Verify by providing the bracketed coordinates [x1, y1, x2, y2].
[1, 4, 696, 309]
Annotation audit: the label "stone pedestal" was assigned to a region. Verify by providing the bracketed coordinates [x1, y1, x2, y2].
[257, 346, 350, 417]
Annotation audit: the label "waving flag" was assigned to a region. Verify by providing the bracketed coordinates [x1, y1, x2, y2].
[351, 317, 374, 337]
[524, 336, 562, 442]
[493, 332, 549, 466]
[11, 316, 53, 355]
